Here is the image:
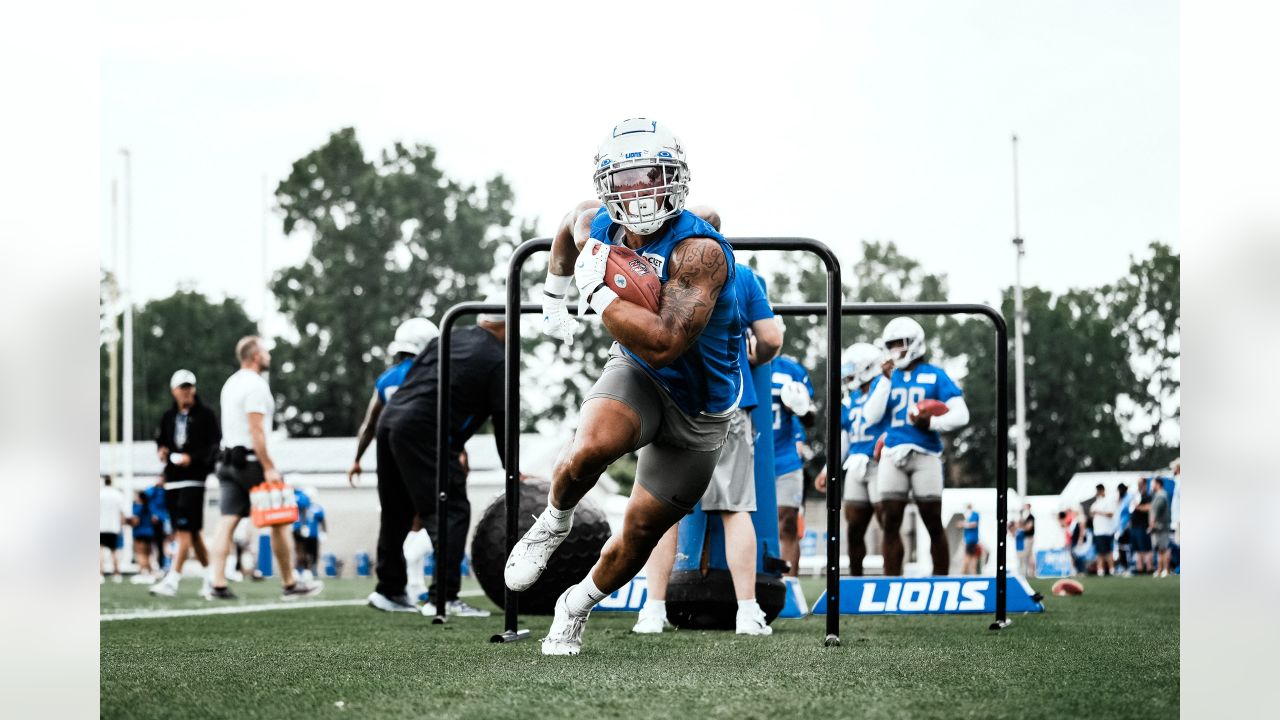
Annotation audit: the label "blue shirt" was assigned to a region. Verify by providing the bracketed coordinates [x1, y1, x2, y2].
[964, 511, 980, 545]
[1117, 492, 1133, 533]
[591, 207, 743, 416]
[292, 489, 312, 534]
[771, 356, 813, 475]
[734, 264, 774, 411]
[376, 358, 415, 404]
[131, 500, 154, 539]
[883, 362, 963, 455]
[847, 376, 892, 458]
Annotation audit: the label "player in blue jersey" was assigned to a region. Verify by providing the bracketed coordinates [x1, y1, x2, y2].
[638, 262, 782, 636]
[815, 342, 891, 575]
[770, 354, 815, 577]
[864, 317, 970, 576]
[505, 118, 745, 655]
[347, 317, 439, 486]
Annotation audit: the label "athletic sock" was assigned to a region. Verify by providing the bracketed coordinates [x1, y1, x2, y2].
[644, 599, 667, 617]
[542, 503, 575, 533]
[565, 575, 606, 617]
[737, 599, 760, 613]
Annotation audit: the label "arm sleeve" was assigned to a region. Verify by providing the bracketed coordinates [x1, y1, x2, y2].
[244, 385, 272, 416]
[861, 376, 892, 425]
[930, 396, 969, 432]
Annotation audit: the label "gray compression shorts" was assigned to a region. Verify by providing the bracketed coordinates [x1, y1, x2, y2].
[585, 345, 731, 512]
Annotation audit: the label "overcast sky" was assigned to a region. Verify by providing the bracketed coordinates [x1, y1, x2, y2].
[100, 0, 1177, 325]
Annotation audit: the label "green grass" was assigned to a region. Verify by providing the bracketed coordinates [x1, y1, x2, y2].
[101, 576, 1178, 719]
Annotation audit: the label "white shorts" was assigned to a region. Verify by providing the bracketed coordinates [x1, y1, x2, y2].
[701, 409, 756, 512]
[877, 449, 943, 502]
[843, 458, 881, 506]
[776, 469, 804, 509]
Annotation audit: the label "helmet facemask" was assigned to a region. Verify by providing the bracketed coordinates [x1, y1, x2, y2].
[594, 161, 689, 236]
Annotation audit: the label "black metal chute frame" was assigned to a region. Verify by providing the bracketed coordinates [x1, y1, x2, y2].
[769, 302, 1011, 632]
[432, 237, 1010, 644]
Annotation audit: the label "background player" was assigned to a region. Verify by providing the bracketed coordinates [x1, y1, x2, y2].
[505, 118, 743, 656]
[868, 318, 969, 576]
[815, 342, 890, 575]
[770, 353, 815, 577]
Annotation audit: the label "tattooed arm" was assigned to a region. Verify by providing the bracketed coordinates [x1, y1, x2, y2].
[600, 236, 728, 368]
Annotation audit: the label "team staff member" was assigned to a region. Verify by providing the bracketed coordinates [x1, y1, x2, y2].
[961, 503, 981, 574]
[636, 262, 782, 636]
[815, 342, 891, 575]
[867, 317, 970, 576]
[207, 336, 322, 601]
[149, 369, 220, 597]
[347, 317, 439, 485]
[367, 307, 504, 618]
[771, 354, 815, 577]
[99, 475, 129, 583]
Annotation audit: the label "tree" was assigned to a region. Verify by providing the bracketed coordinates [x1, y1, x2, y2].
[100, 289, 257, 441]
[270, 128, 534, 437]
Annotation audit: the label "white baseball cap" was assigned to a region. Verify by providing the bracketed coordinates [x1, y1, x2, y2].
[388, 317, 440, 356]
[170, 369, 197, 389]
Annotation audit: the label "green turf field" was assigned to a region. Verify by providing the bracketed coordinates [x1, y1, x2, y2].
[101, 576, 1178, 719]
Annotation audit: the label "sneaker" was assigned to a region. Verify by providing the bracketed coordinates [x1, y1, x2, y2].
[149, 579, 178, 597]
[542, 589, 589, 656]
[446, 599, 492, 618]
[282, 579, 324, 600]
[367, 591, 418, 613]
[632, 609, 670, 634]
[130, 573, 155, 585]
[735, 604, 774, 636]
[505, 515, 571, 591]
[420, 601, 439, 617]
[206, 586, 238, 601]
[112, 574, 123, 584]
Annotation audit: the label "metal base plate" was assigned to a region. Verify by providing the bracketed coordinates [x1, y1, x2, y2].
[489, 629, 532, 643]
[988, 618, 1013, 631]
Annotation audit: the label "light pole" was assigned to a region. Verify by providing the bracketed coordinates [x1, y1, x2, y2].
[120, 148, 134, 493]
[1011, 134, 1028, 500]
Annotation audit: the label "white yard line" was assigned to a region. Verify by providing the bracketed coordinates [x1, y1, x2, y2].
[101, 589, 485, 622]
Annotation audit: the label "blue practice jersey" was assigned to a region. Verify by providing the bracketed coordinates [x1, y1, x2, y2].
[591, 207, 743, 416]
[883, 362, 963, 455]
[131, 500, 154, 539]
[964, 511, 980, 545]
[376, 358, 415, 404]
[734, 264, 774, 411]
[847, 376, 892, 458]
[771, 356, 813, 475]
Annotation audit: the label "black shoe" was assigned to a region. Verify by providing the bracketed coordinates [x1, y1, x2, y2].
[282, 579, 324, 601]
[206, 586, 238, 601]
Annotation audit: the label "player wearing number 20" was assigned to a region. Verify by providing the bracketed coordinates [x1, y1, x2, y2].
[505, 118, 743, 656]
[869, 317, 970, 576]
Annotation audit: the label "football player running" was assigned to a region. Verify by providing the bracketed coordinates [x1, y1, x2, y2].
[865, 318, 969, 576]
[815, 342, 891, 575]
[505, 118, 744, 656]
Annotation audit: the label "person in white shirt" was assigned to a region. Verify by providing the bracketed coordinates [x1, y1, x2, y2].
[1089, 484, 1117, 576]
[99, 475, 129, 583]
[207, 336, 322, 601]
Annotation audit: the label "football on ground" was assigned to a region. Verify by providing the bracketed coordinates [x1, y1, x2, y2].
[1052, 578, 1085, 596]
[604, 244, 662, 311]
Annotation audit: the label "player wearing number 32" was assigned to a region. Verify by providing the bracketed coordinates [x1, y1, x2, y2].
[506, 118, 744, 656]
[867, 317, 970, 576]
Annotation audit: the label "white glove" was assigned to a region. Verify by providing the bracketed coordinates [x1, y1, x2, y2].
[574, 238, 619, 316]
[541, 273, 579, 345]
[780, 381, 812, 416]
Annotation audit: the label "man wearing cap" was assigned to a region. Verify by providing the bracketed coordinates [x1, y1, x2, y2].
[367, 300, 507, 617]
[148, 369, 221, 597]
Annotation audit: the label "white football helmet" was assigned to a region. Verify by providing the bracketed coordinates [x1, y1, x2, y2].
[841, 342, 884, 387]
[880, 317, 926, 369]
[387, 317, 440, 357]
[593, 118, 690, 235]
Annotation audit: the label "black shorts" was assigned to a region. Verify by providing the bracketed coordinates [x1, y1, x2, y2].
[964, 542, 980, 557]
[1094, 535, 1115, 554]
[165, 484, 207, 532]
[99, 532, 119, 549]
[1130, 527, 1152, 552]
[216, 462, 263, 517]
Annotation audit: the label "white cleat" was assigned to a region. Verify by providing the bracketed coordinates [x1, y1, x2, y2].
[504, 515, 570, 591]
[735, 605, 774, 636]
[148, 580, 178, 598]
[631, 609, 670, 634]
[367, 591, 418, 613]
[542, 589, 589, 656]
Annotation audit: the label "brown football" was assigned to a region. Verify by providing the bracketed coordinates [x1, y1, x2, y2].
[1052, 578, 1085, 596]
[602, 244, 662, 312]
